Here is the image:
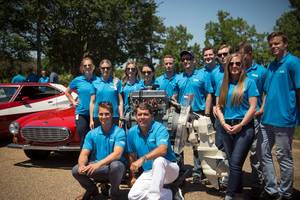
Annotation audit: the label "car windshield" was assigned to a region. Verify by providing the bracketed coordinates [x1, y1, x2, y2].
[0, 87, 18, 103]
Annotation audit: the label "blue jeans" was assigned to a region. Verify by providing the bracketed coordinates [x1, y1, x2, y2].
[221, 121, 254, 197]
[249, 117, 264, 187]
[72, 160, 125, 198]
[258, 124, 294, 199]
[214, 118, 224, 150]
[75, 114, 90, 148]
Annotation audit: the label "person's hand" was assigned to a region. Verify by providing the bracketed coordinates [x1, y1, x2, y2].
[222, 123, 233, 133]
[72, 101, 79, 107]
[118, 119, 123, 128]
[229, 124, 243, 134]
[255, 109, 263, 117]
[78, 165, 87, 174]
[85, 162, 101, 175]
[130, 158, 144, 172]
[128, 177, 136, 188]
[89, 120, 94, 129]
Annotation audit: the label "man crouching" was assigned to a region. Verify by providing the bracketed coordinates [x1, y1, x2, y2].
[72, 102, 126, 200]
[127, 102, 183, 200]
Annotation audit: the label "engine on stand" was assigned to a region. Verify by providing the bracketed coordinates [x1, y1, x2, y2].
[124, 89, 228, 189]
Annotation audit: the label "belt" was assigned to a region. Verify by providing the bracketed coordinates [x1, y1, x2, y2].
[225, 119, 243, 126]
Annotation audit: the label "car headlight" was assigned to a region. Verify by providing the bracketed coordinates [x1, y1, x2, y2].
[9, 122, 20, 135]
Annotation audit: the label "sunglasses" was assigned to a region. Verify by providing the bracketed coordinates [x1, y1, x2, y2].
[229, 62, 241, 67]
[126, 68, 136, 72]
[217, 52, 229, 57]
[100, 67, 111, 71]
[142, 71, 152, 75]
[83, 64, 92, 68]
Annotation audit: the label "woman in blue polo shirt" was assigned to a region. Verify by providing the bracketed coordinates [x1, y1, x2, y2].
[89, 59, 124, 129]
[65, 56, 98, 148]
[121, 60, 141, 114]
[139, 63, 156, 90]
[215, 53, 259, 200]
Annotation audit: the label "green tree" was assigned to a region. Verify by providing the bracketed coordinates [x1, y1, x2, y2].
[274, 0, 300, 57]
[204, 11, 270, 65]
[157, 25, 201, 75]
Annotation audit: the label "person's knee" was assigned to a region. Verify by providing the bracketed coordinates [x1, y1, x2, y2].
[153, 156, 167, 168]
[72, 165, 80, 178]
[110, 161, 125, 173]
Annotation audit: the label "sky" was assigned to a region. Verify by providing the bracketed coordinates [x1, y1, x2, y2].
[155, 0, 291, 46]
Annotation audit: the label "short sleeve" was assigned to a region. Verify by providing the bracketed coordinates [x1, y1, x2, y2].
[114, 128, 126, 148]
[69, 78, 78, 90]
[126, 128, 135, 153]
[155, 125, 169, 146]
[247, 79, 259, 97]
[82, 131, 93, 151]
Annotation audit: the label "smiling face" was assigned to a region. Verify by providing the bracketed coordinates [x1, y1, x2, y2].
[181, 54, 195, 73]
[99, 62, 112, 80]
[217, 47, 230, 65]
[98, 105, 113, 131]
[269, 36, 288, 60]
[126, 63, 137, 80]
[228, 55, 242, 81]
[203, 49, 215, 65]
[136, 107, 153, 134]
[141, 65, 154, 85]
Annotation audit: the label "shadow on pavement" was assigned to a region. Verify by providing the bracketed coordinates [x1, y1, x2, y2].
[14, 151, 78, 170]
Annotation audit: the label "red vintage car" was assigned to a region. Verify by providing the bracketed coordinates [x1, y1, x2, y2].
[8, 106, 80, 160]
[0, 83, 77, 141]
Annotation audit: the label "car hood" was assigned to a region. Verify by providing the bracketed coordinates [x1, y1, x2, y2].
[19, 107, 75, 127]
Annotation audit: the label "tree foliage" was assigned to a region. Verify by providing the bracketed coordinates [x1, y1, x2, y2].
[1, 0, 165, 77]
[204, 11, 271, 65]
[274, 0, 300, 57]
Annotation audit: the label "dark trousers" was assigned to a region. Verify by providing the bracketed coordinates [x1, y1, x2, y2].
[72, 160, 125, 197]
[221, 121, 254, 196]
[75, 114, 90, 148]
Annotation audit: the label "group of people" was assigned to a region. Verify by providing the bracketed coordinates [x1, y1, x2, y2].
[11, 68, 59, 83]
[67, 31, 300, 200]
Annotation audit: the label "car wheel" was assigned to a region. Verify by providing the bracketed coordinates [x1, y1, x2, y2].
[24, 150, 51, 160]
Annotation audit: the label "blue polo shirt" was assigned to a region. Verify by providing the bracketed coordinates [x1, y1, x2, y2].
[92, 76, 122, 118]
[127, 121, 177, 171]
[155, 73, 178, 98]
[122, 81, 142, 113]
[262, 53, 300, 127]
[216, 78, 259, 120]
[246, 62, 267, 109]
[83, 125, 126, 163]
[174, 68, 213, 112]
[69, 75, 98, 116]
[211, 65, 224, 93]
[11, 74, 26, 83]
[38, 76, 49, 83]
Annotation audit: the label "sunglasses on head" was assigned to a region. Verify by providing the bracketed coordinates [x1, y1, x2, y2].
[229, 62, 241, 67]
[217, 52, 229, 57]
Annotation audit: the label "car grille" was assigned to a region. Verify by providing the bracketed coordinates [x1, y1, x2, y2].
[21, 127, 70, 142]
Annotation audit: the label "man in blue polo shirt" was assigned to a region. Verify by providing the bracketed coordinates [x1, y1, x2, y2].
[127, 103, 182, 200]
[259, 32, 300, 200]
[172, 50, 213, 184]
[238, 42, 267, 196]
[155, 55, 178, 98]
[72, 102, 126, 200]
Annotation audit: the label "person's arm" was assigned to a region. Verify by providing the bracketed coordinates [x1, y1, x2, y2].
[171, 94, 178, 102]
[65, 87, 77, 107]
[255, 93, 265, 117]
[215, 97, 232, 133]
[128, 153, 137, 187]
[118, 93, 124, 127]
[130, 144, 167, 173]
[205, 93, 212, 116]
[89, 95, 96, 129]
[84, 146, 124, 175]
[77, 149, 90, 174]
[230, 96, 257, 134]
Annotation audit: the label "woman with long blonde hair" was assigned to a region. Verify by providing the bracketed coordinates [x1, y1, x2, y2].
[215, 53, 258, 200]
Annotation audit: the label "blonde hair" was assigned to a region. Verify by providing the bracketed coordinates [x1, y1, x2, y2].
[121, 60, 140, 86]
[218, 53, 246, 107]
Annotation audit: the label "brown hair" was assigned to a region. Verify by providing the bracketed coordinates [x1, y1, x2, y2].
[80, 55, 95, 72]
[267, 31, 288, 43]
[202, 46, 215, 55]
[134, 102, 154, 115]
[218, 53, 246, 107]
[99, 102, 113, 115]
[121, 60, 140, 86]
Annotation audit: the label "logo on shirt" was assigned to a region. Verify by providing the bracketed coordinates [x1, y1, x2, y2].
[193, 79, 199, 82]
[251, 74, 258, 78]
